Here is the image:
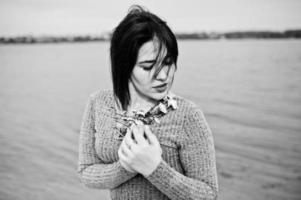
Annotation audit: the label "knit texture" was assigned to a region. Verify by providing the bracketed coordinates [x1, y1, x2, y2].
[78, 90, 218, 200]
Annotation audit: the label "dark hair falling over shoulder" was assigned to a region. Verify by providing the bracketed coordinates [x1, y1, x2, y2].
[110, 5, 178, 111]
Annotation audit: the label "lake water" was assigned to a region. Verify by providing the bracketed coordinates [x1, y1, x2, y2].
[0, 40, 301, 200]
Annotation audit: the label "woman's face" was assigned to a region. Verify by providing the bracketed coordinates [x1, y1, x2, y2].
[129, 39, 176, 102]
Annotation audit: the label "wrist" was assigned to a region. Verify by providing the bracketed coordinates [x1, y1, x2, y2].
[119, 160, 136, 174]
[142, 157, 162, 177]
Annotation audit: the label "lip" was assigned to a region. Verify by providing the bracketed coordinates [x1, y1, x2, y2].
[153, 83, 168, 88]
[153, 83, 168, 92]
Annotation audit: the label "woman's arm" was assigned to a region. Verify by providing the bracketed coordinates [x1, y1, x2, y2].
[145, 107, 218, 200]
[78, 93, 137, 189]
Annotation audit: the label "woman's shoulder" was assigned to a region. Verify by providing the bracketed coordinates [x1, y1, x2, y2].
[172, 93, 209, 126]
[88, 89, 113, 98]
[173, 93, 203, 115]
[173, 94, 211, 137]
[87, 89, 114, 106]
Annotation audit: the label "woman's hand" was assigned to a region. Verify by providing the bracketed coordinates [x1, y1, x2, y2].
[118, 129, 137, 173]
[118, 124, 162, 177]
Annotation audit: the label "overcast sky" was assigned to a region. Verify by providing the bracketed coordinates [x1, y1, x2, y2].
[1, 0, 301, 36]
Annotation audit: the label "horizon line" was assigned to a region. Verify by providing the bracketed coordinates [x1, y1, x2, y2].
[1, 28, 301, 38]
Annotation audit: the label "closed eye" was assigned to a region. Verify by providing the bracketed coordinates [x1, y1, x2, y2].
[138, 59, 156, 71]
[139, 64, 154, 71]
[142, 66, 153, 71]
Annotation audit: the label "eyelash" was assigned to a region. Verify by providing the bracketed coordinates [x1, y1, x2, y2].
[141, 59, 173, 71]
[142, 65, 154, 71]
[143, 67, 152, 71]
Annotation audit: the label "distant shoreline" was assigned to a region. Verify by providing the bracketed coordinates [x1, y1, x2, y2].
[1, 30, 301, 44]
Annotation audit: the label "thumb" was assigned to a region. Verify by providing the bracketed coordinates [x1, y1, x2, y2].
[144, 125, 160, 146]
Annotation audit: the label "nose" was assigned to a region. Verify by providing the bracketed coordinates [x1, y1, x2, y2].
[155, 66, 168, 81]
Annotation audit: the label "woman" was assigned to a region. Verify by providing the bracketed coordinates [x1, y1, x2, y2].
[78, 5, 218, 200]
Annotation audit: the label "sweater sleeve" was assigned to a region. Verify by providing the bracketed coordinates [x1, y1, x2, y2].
[145, 107, 218, 200]
[78, 93, 137, 189]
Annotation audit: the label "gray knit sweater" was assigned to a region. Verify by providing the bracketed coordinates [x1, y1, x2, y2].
[78, 90, 218, 200]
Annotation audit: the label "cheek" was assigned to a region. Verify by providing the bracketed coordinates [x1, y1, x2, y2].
[131, 68, 152, 87]
[168, 65, 176, 79]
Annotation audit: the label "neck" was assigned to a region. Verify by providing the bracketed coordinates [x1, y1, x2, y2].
[128, 82, 157, 113]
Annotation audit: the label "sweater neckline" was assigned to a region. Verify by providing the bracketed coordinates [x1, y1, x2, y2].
[107, 90, 178, 140]
[109, 90, 177, 117]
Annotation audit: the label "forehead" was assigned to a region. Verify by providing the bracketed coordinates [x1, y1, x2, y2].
[137, 40, 167, 61]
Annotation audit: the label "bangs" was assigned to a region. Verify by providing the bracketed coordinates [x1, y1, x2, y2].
[152, 32, 178, 78]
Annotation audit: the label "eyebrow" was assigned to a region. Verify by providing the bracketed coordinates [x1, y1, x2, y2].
[138, 59, 156, 64]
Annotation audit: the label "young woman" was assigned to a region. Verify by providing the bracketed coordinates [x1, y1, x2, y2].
[78, 5, 218, 200]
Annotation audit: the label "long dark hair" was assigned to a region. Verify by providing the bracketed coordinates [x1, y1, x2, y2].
[110, 5, 178, 110]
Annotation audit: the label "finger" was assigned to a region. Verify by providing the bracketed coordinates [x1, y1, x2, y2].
[132, 124, 148, 145]
[144, 125, 160, 146]
[120, 141, 133, 157]
[118, 140, 131, 157]
[118, 146, 128, 161]
[125, 127, 134, 141]
[124, 128, 137, 148]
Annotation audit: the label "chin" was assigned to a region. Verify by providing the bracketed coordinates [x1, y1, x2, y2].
[150, 90, 168, 101]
